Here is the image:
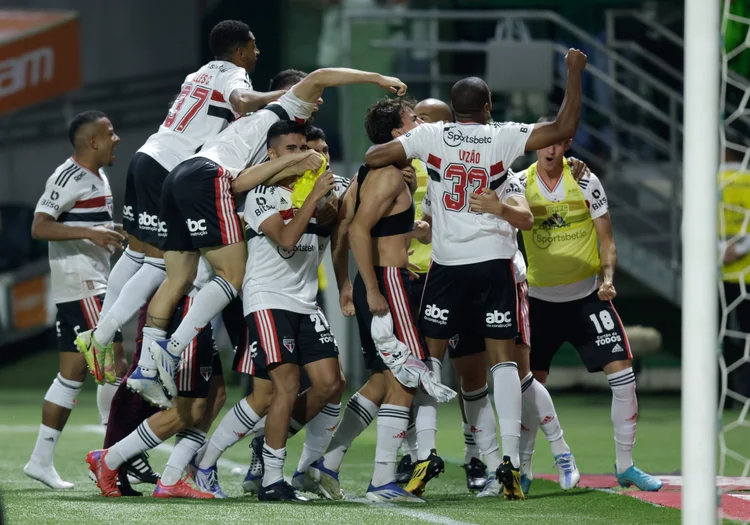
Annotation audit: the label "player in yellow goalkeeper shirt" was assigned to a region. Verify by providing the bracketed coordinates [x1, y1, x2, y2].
[513, 116, 662, 492]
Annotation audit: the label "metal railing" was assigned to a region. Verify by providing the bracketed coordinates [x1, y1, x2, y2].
[341, 7, 684, 303]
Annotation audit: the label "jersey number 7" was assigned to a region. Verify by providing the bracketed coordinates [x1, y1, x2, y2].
[163, 84, 210, 132]
[443, 164, 489, 212]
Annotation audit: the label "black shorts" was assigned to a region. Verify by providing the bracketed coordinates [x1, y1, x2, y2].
[159, 157, 244, 252]
[235, 308, 338, 374]
[528, 291, 631, 373]
[169, 295, 220, 399]
[420, 259, 518, 341]
[56, 294, 122, 352]
[353, 267, 426, 372]
[408, 273, 529, 358]
[122, 152, 169, 245]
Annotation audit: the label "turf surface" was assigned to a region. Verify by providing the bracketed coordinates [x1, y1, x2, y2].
[0, 351, 743, 524]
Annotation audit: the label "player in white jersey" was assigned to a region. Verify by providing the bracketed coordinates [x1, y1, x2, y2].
[76, 20, 285, 384]
[133, 67, 407, 408]
[364, 49, 587, 499]
[25, 111, 124, 490]
[190, 122, 338, 501]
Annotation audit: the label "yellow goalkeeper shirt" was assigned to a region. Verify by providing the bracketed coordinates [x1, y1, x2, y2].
[720, 164, 750, 283]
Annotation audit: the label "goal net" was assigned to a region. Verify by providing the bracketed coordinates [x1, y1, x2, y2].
[719, 0, 750, 521]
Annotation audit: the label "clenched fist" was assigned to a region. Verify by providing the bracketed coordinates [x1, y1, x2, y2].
[565, 48, 587, 73]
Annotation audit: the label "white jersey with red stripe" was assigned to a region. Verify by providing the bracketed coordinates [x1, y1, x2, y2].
[397, 120, 534, 265]
[193, 88, 316, 179]
[242, 185, 321, 315]
[35, 158, 114, 303]
[316, 174, 351, 259]
[138, 61, 252, 172]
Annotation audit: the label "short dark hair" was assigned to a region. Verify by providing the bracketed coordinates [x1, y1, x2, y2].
[306, 126, 326, 142]
[450, 77, 490, 116]
[266, 120, 308, 149]
[209, 20, 252, 59]
[364, 97, 415, 145]
[269, 69, 307, 91]
[68, 110, 108, 147]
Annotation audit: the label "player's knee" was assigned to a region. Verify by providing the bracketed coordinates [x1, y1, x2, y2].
[312, 372, 342, 402]
[458, 371, 486, 393]
[271, 369, 300, 401]
[215, 267, 244, 292]
[188, 399, 208, 426]
[44, 373, 83, 410]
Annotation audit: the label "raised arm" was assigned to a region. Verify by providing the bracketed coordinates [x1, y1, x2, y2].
[349, 167, 404, 315]
[292, 68, 407, 104]
[331, 179, 358, 316]
[524, 49, 587, 152]
[594, 212, 617, 300]
[259, 172, 334, 252]
[231, 150, 323, 193]
[229, 89, 288, 114]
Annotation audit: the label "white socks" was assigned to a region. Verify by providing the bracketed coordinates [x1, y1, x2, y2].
[99, 248, 143, 319]
[106, 420, 162, 470]
[199, 398, 260, 469]
[262, 444, 286, 487]
[297, 403, 340, 473]
[462, 422, 481, 464]
[96, 379, 121, 426]
[608, 367, 637, 472]
[404, 421, 418, 459]
[94, 257, 165, 346]
[139, 327, 166, 375]
[491, 362, 521, 467]
[324, 392, 378, 471]
[521, 373, 570, 457]
[44, 373, 82, 410]
[372, 404, 409, 487]
[462, 386, 501, 472]
[167, 276, 238, 357]
[414, 357, 440, 460]
[30, 425, 62, 465]
[162, 428, 206, 486]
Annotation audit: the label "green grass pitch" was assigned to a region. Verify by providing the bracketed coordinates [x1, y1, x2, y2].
[0, 352, 744, 524]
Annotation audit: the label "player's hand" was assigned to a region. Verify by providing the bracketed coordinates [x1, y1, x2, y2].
[407, 261, 422, 281]
[311, 170, 335, 201]
[565, 48, 588, 73]
[339, 284, 355, 317]
[367, 288, 389, 316]
[87, 226, 125, 253]
[317, 198, 338, 229]
[113, 223, 125, 235]
[469, 188, 502, 215]
[377, 75, 408, 96]
[567, 157, 590, 182]
[598, 281, 617, 301]
[411, 220, 431, 244]
[292, 150, 325, 175]
[401, 164, 417, 194]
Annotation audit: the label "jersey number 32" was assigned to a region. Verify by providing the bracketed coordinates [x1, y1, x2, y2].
[443, 164, 489, 212]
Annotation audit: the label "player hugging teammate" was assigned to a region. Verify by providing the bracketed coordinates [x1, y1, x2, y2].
[27, 17, 663, 502]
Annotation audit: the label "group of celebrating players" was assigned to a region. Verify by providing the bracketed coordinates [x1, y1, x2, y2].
[24, 19, 664, 503]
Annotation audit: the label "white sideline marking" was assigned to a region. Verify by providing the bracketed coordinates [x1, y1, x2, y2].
[0, 423, 479, 525]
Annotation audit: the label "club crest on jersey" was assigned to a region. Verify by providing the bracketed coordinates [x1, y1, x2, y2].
[283, 338, 296, 353]
[544, 212, 566, 228]
[200, 366, 212, 381]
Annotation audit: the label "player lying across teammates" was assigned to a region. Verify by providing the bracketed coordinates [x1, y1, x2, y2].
[26, 17, 663, 501]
